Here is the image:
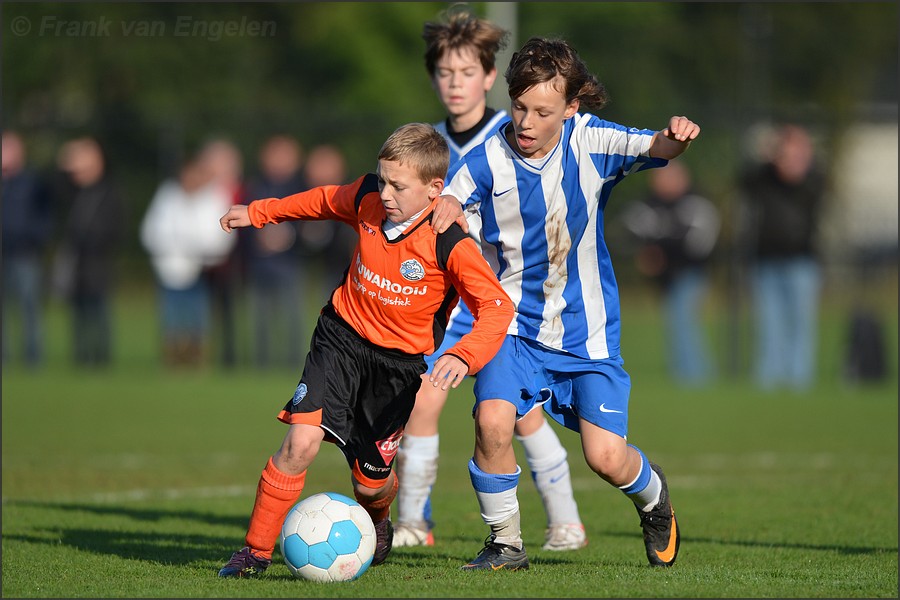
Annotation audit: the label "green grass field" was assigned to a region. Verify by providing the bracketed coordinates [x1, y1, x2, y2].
[2, 279, 898, 598]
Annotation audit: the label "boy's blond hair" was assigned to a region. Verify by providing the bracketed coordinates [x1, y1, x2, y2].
[378, 123, 449, 183]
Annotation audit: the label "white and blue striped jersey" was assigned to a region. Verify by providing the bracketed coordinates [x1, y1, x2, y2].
[444, 112, 667, 360]
[434, 110, 509, 166]
[424, 110, 510, 366]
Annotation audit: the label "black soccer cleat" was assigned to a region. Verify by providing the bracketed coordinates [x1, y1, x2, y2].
[217, 546, 271, 578]
[371, 517, 394, 566]
[461, 535, 530, 571]
[636, 463, 680, 567]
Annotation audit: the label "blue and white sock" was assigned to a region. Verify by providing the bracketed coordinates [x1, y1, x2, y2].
[468, 458, 522, 547]
[619, 444, 661, 511]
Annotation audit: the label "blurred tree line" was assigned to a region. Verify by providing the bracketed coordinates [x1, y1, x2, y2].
[3, 2, 897, 277]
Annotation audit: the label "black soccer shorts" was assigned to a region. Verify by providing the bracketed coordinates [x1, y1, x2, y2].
[277, 304, 426, 486]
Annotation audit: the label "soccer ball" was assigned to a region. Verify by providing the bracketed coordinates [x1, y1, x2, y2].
[279, 492, 376, 582]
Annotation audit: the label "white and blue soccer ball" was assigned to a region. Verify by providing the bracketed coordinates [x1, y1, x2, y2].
[279, 492, 376, 582]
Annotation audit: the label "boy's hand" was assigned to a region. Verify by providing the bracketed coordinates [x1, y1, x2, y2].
[431, 195, 468, 234]
[429, 354, 469, 391]
[220, 204, 251, 233]
[662, 116, 701, 143]
[650, 116, 701, 160]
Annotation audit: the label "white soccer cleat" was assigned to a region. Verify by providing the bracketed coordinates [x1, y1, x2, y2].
[542, 523, 588, 551]
[392, 523, 435, 547]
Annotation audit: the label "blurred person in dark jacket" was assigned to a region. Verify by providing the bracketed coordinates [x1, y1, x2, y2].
[242, 134, 309, 368]
[53, 136, 126, 367]
[737, 123, 824, 390]
[621, 159, 721, 385]
[2, 130, 53, 368]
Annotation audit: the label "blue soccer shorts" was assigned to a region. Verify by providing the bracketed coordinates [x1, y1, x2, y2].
[473, 335, 631, 438]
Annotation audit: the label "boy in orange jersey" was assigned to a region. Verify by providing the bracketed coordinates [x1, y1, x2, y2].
[215, 122, 513, 578]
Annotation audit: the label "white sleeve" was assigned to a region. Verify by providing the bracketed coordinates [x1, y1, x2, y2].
[443, 162, 479, 210]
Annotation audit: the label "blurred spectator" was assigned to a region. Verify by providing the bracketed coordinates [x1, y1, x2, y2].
[621, 159, 721, 385]
[52, 136, 126, 367]
[303, 144, 355, 295]
[140, 155, 236, 367]
[737, 123, 825, 390]
[2, 130, 53, 368]
[242, 134, 309, 368]
[304, 144, 346, 186]
[198, 138, 244, 367]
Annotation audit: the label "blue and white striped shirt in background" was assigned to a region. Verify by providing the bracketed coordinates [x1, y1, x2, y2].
[430, 110, 509, 338]
[444, 112, 667, 360]
[434, 110, 509, 166]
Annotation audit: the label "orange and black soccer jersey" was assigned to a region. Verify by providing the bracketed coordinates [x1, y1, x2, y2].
[248, 173, 513, 374]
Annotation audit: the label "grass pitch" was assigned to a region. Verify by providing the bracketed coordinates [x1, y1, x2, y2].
[2, 282, 897, 597]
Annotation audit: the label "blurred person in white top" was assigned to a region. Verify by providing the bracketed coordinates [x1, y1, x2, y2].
[140, 155, 236, 367]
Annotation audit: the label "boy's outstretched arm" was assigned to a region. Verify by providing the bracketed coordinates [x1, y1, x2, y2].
[649, 115, 701, 160]
[220, 204, 251, 233]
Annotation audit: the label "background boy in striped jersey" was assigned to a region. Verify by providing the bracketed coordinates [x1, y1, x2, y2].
[394, 5, 587, 553]
[433, 37, 700, 570]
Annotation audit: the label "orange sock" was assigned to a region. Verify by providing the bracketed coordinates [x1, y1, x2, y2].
[245, 457, 306, 559]
[354, 474, 398, 523]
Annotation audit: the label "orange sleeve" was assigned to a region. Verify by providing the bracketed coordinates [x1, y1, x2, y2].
[247, 175, 367, 228]
[441, 237, 513, 374]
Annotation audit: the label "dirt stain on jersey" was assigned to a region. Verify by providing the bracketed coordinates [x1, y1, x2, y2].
[544, 211, 570, 290]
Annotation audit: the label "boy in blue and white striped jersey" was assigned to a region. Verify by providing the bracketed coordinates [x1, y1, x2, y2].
[394, 6, 587, 554]
[432, 36, 700, 571]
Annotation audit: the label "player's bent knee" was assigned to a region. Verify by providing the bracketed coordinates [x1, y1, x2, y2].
[583, 444, 627, 480]
[475, 401, 517, 434]
[513, 407, 546, 437]
[276, 425, 324, 471]
[475, 421, 515, 454]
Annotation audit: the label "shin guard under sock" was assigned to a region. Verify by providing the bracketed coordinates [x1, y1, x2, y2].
[245, 457, 306, 559]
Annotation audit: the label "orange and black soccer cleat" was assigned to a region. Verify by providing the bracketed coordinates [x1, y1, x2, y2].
[636, 463, 680, 567]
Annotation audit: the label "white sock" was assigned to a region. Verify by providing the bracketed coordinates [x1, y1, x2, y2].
[396, 434, 439, 528]
[469, 459, 523, 547]
[516, 420, 582, 526]
[621, 464, 662, 512]
[491, 512, 523, 549]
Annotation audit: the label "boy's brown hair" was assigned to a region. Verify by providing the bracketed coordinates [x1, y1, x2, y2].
[422, 5, 509, 76]
[378, 123, 449, 183]
[506, 37, 610, 111]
